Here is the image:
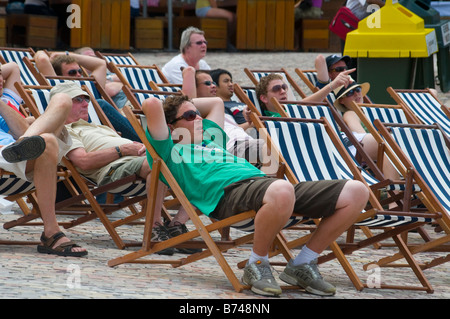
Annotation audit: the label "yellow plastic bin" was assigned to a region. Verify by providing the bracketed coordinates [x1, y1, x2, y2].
[344, 0, 438, 103]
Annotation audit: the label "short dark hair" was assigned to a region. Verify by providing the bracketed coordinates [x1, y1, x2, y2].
[163, 95, 192, 125]
[210, 68, 232, 86]
[52, 55, 77, 76]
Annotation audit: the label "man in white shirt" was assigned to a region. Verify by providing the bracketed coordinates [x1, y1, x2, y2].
[162, 27, 211, 84]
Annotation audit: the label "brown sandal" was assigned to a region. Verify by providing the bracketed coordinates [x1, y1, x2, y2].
[37, 231, 87, 257]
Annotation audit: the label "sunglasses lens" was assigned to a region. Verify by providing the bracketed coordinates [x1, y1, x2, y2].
[271, 84, 287, 92]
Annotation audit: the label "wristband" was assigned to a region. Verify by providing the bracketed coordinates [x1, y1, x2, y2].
[115, 146, 123, 158]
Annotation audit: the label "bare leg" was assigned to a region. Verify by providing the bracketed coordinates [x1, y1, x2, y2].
[306, 180, 368, 253]
[253, 180, 294, 256]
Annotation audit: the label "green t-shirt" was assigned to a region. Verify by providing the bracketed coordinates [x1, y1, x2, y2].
[263, 110, 281, 117]
[145, 119, 265, 216]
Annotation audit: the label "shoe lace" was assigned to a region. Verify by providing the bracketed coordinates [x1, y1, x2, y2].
[295, 261, 323, 282]
[249, 261, 275, 281]
[152, 223, 170, 241]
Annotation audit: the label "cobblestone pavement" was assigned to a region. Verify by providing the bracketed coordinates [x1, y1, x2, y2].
[0, 51, 449, 301]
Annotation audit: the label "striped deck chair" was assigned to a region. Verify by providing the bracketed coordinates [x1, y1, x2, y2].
[233, 84, 263, 115]
[0, 47, 44, 86]
[149, 80, 182, 93]
[294, 68, 319, 94]
[107, 105, 302, 294]
[374, 120, 450, 273]
[95, 51, 140, 66]
[387, 87, 450, 136]
[244, 67, 308, 99]
[253, 115, 439, 292]
[9, 83, 149, 249]
[108, 63, 169, 91]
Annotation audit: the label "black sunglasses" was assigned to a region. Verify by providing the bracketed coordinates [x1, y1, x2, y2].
[329, 66, 347, 73]
[170, 109, 201, 124]
[72, 96, 90, 103]
[345, 86, 362, 97]
[194, 40, 208, 46]
[201, 80, 216, 86]
[68, 68, 83, 76]
[270, 83, 288, 93]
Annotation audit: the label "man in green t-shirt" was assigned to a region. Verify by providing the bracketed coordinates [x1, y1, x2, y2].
[143, 94, 369, 297]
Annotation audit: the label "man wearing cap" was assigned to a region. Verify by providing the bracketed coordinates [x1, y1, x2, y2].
[0, 89, 87, 257]
[50, 81, 193, 255]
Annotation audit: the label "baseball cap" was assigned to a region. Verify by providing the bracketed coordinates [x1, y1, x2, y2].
[49, 81, 90, 101]
[326, 54, 351, 70]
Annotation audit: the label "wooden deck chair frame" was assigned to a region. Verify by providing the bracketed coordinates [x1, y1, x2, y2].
[251, 114, 441, 292]
[107, 63, 169, 91]
[7, 83, 150, 249]
[244, 67, 308, 99]
[0, 167, 73, 245]
[373, 120, 450, 272]
[347, 101, 450, 257]
[22, 56, 120, 111]
[121, 85, 182, 110]
[95, 51, 140, 66]
[387, 87, 450, 136]
[108, 106, 296, 293]
[294, 68, 319, 94]
[149, 80, 183, 93]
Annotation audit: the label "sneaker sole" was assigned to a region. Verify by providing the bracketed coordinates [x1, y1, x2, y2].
[2, 136, 46, 163]
[279, 272, 335, 296]
[242, 277, 282, 297]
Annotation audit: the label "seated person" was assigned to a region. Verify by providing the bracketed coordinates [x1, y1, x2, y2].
[51, 82, 192, 255]
[182, 67, 267, 170]
[0, 62, 29, 121]
[333, 81, 400, 182]
[0, 91, 86, 257]
[34, 50, 130, 110]
[256, 72, 354, 117]
[256, 74, 400, 182]
[162, 27, 211, 84]
[33, 51, 139, 142]
[142, 94, 369, 297]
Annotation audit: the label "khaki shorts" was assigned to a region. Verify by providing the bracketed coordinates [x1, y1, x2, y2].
[99, 157, 145, 186]
[210, 177, 347, 220]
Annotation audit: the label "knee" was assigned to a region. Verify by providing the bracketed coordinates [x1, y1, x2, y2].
[343, 180, 369, 211]
[40, 133, 59, 161]
[265, 180, 295, 215]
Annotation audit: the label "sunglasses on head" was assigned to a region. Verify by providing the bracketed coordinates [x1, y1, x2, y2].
[345, 86, 362, 97]
[270, 83, 288, 93]
[202, 80, 216, 86]
[68, 68, 83, 76]
[194, 40, 208, 46]
[329, 66, 347, 73]
[170, 109, 201, 124]
[72, 96, 90, 103]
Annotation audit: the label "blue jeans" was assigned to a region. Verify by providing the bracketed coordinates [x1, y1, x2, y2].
[96, 99, 141, 142]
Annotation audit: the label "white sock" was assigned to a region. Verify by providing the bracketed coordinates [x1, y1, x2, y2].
[293, 245, 319, 266]
[248, 250, 269, 264]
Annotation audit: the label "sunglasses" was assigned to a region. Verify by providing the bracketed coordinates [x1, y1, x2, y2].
[72, 96, 90, 103]
[329, 66, 348, 73]
[170, 109, 201, 124]
[201, 80, 216, 86]
[68, 68, 83, 76]
[270, 83, 288, 93]
[345, 86, 362, 97]
[194, 40, 208, 46]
